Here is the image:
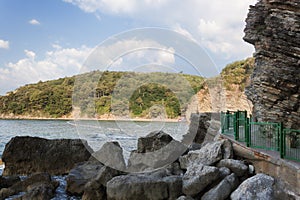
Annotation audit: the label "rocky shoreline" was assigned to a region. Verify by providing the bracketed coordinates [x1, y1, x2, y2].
[0, 113, 298, 200]
[0, 115, 179, 123]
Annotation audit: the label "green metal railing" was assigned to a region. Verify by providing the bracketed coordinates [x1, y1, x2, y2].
[221, 111, 300, 162]
[282, 129, 300, 161]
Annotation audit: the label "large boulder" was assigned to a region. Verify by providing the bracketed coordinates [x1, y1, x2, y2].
[182, 113, 211, 145]
[136, 130, 173, 153]
[182, 164, 220, 196]
[66, 160, 104, 196]
[127, 131, 186, 172]
[201, 173, 239, 200]
[106, 173, 182, 200]
[92, 141, 126, 171]
[217, 159, 248, 177]
[230, 173, 275, 200]
[82, 165, 124, 199]
[179, 140, 231, 169]
[2, 136, 92, 175]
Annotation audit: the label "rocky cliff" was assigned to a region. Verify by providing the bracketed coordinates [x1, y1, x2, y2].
[244, 0, 300, 128]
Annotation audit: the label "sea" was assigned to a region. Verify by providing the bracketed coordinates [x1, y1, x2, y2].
[0, 119, 188, 199]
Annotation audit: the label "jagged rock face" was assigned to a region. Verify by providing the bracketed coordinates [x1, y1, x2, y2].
[244, 0, 300, 128]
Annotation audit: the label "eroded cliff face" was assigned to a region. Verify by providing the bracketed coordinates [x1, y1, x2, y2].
[244, 0, 300, 128]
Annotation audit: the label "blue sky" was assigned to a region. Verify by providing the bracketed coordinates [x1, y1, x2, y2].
[0, 0, 257, 95]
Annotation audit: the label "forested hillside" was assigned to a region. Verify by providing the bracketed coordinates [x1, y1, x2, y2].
[0, 58, 254, 119]
[0, 71, 204, 118]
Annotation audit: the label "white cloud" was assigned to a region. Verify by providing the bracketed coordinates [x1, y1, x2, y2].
[85, 38, 176, 72]
[0, 46, 92, 94]
[24, 50, 36, 59]
[0, 38, 177, 94]
[0, 39, 9, 49]
[63, 0, 171, 14]
[63, 0, 257, 67]
[29, 19, 41, 25]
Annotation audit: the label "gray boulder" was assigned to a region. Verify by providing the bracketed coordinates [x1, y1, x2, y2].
[182, 164, 220, 196]
[137, 130, 173, 153]
[128, 131, 186, 173]
[66, 160, 104, 196]
[179, 140, 225, 169]
[106, 173, 182, 200]
[182, 113, 211, 145]
[220, 138, 233, 159]
[82, 165, 124, 200]
[218, 167, 231, 179]
[92, 141, 126, 171]
[201, 173, 239, 200]
[2, 136, 92, 176]
[230, 173, 275, 200]
[217, 159, 248, 177]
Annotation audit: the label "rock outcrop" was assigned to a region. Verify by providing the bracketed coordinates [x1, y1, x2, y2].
[2, 136, 92, 175]
[244, 0, 300, 128]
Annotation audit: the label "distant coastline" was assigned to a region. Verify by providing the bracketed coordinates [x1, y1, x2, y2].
[0, 115, 180, 122]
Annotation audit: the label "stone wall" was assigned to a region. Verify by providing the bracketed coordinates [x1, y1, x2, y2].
[244, 0, 300, 128]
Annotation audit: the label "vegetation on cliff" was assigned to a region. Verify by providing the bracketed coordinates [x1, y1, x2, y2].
[0, 58, 254, 119]
[221, 57, 254, 91]
[0, 71, 204, 118]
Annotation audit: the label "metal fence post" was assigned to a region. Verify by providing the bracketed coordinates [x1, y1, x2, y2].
[280, 123, 285, 158]
[246, 117, 250, 147]
[221, 112, 224, 133]
[249, 119, 252, 147]
[226, 110, 230, 131]
[277, 122, 282, 152]
[234, 111, 239, 140]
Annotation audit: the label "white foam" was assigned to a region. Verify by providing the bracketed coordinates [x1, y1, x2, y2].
[0, 164, 4, 175]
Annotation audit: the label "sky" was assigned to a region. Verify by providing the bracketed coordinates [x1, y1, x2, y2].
[0, 0, 257, 95]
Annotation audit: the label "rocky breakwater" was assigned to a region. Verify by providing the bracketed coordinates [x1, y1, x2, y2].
[0, 127, 298, 199]
[244, 0, 300, 128]
[65, 131, 296, 199]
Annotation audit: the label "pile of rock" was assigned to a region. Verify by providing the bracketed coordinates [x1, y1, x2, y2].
[0, 133, 296, 199]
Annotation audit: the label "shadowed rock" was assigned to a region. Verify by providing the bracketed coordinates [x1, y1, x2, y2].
[0, 173, 59, 200]
[244, 0, 300, 128]
[201, 173, 239, 200]
[92, 141, 126, 171]
[127, 131, 186, 173]
[82, 165, 124, 199]
[66, 160, 104, 196]
[2, 136, 92, 176]
[217, 159, 248, 177]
